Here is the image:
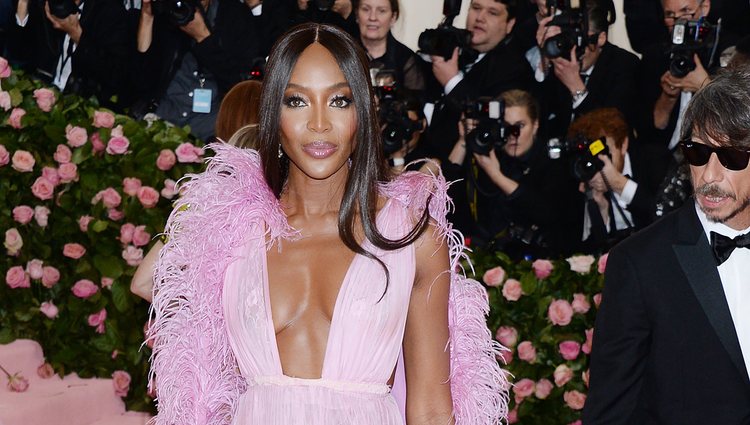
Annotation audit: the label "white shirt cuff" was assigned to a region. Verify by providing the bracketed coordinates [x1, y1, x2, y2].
[444, 72, 464, 95]
[572, 91, 589, 109]
[16, 14, 29, 27]
[251, 3, 262, 15]
[619, 178, 638, 206]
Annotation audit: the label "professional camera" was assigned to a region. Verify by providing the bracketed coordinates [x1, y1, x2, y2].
[372, 70, 424, 155]
[418, 0, 473, 61]
[48, 0, 79, 19]
[152, 0, 199, 26]
[542, 0, 589, 60]
[668, 18, 720, 78]
[463, 98, 522, 156]
[566, 135, 609, 181]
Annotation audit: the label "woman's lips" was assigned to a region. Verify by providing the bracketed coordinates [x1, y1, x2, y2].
[302, 141, 338, 159]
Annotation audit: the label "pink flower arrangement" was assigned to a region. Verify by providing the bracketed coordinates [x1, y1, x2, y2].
[106, 136, 130, 155]
[93, 110, 115, 128]
[132, 225, 151, 247]
[559, 340, 582, 360]
[42, 166, 60, 186]
[554, 364, 573, 387]
[495, 326, 518, 348]
[161, 178, 177, 199]
[41, 266, 60, 288]
[53, 144, 72, 164]
[0, 91, 10, 111]
[572, 293, 591, 314]
[92, 187, 122, 209]
[26, 259, 44, 280]
[63, 243, 86, 259]
[101, 277, 114, 289]
[78, 215, 93, 232]
[33, 88, 56, 112]
[502, 278, 522, 301]
[517, 341, 537, 363]
[39, 301, 59, 319]
[107, 209, 125, 221]
[4, 228, 23, 255]
[0, 144, 9, 166]
[597, 253, 608, 274]
[65, 125, 88, 147]
[122, 245, 144, 266]
[91, 132, 105, 153]
[137, 186, 160, 208]
[112, 371, 131, 397]
[88, 309, 107, 334]
[593, 293, 602, 308]
[482, 266, 506, 287]
[0, 57, 11, 78]
[31, 176, 55, 200]
[548, 299, 574, 326]
[120, 223, 135, 244]
[58, 163, 78, 183]
[11, 150, 34, 172]
[122, 177, 142, 196]
[563, 390, 586, 410]
[582, 328, 594, 355]
[532, 259, 554, 279]
[71, 279, 98, 298]
[175, 142, 203, 163]
[8, 107, 26, 129]
[34, 206, 50, 227]
[13, 205, 34, 224]
[512, 378, 536, 400]
[567, 255, 596, 274]
[156, 149, 176, 170]
[535, 379, 554, 399]
[5, 266, 30, 288]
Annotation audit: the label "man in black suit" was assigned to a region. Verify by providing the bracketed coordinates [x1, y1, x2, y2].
[583, 68, 750, 424]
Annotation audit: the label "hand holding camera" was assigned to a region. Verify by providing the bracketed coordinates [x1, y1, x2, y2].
[660, 53, 709, 95]
[44, 0, 82, 43]
[431, 47, 460, 87]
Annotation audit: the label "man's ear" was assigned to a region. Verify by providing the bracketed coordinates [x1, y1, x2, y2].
[506, 17, 516, 35]
[597, 31, 607, 48]
[621, 135, 629, 154]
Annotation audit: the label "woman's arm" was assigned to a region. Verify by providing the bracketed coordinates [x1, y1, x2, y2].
[403, 224, 454, 424]
[130, 240, 163, 302]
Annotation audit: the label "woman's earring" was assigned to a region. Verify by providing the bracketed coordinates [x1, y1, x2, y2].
[278, 144, 283, 159]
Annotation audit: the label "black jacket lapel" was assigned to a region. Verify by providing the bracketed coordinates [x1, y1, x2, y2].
[672, 203, 750, 386]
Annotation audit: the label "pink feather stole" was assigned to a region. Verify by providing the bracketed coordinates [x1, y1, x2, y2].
[148, 143, 509, 424]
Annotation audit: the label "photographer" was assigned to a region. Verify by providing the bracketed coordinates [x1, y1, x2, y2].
[380, 91, 429, 175]
[132, 0, 263, 141]
[568, 108, 669, 254]
[288, 0, 358, 37]
[11, 0, 130, 111]
[423, 0, 534, 162]
[533, 0, 639, 141]
[443, 89, 581, 258]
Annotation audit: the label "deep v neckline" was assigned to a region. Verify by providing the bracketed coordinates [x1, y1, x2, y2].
[262, 199, 392, 379]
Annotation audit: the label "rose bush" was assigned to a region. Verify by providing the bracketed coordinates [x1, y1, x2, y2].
[0, 64, 205, 412]
[470, 248, 607, 424]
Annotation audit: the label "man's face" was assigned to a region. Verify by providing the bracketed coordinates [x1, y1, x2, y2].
[580, 32, 605, 72]
[662, 0, 711, 31]
[689, 135, 750, 230]
[466, 0, 515, 53]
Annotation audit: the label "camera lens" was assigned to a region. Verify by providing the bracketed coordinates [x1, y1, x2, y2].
[543, 34, 574, 59]
[669, 52, 695, 78]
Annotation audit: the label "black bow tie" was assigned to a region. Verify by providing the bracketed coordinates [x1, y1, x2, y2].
[710, 231, 750, 265]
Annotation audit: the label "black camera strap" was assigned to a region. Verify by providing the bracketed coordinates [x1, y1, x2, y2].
[600, 172, 634, 230]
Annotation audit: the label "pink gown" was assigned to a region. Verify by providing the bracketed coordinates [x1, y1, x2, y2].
[223, 198, 413, 424]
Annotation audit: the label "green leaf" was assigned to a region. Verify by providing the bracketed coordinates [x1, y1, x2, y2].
[91, 220, 109, 233]
[520, 272, 537, 295]
[0, 327, 14, 344]
[111, 281, 132, 313]
[93, 254, 124, 278]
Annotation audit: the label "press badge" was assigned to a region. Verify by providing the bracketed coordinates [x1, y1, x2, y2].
[192, 88, 212, 113]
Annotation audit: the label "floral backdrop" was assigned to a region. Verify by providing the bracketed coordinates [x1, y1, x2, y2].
[0, 58, 204, 411]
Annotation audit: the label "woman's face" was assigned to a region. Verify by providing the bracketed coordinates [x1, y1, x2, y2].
[501, 105, 538, 157]
[357, 0, 397, 44]
[280, 43, 358, 181]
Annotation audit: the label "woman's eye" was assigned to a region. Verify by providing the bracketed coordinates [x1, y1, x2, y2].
[330, 96, 352, 108]
[283, 96, 306, 108]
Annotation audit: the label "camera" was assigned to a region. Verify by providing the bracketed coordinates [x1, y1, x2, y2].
[48, 0, 79, 19]
[542, 0, 589, 60]
[463, 98, 522, 156]
[311, 0, 335, 11]
[418, 0, 473, 61]
[152, 0, 199, 26]
[566, 135, 609, 181]
[668, 18, 720, 78]
[372, 70, 424, 155]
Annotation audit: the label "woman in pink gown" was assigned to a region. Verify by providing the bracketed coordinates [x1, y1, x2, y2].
[148, 23, 508, 425]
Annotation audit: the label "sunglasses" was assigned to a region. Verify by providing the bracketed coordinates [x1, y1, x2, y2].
[680, 140, 750, 171]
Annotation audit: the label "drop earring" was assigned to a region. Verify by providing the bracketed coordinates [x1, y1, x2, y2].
[278, 144, 283, 159]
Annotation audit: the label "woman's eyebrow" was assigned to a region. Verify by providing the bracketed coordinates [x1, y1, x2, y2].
[286, 82, 351, 91]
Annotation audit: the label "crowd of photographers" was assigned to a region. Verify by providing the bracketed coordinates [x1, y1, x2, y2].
[3, 0, 750, 259]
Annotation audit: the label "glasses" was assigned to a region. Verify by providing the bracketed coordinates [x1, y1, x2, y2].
[664, 0, 704, 23]
[680, 140, 750, 171]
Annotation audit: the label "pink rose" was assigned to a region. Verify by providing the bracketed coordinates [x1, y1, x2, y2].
[58, 163, 78, 183]
[593, 293, 602, 308]
[175, 142, 202, 163]
[532, 259, 554, 279]
[92, 187, 122, 209]
[63, 243, 86, 259]
[598, 253, 609, 274]
[40, 301, 59, 319]
[53, 144, 72, 164]
[13, 205, 34, 224]
[111, 350, 119, 360]
[0, 57, 10, 78]
[564, 390, 586, 410]
[88, 309, 107, 334]
[33, 88, 56, 112]
[502, 278, 523, 301]
[122, 177, 142, 196]
[8, 107, 26, 129]
[582, 328, 594, 355]
[0, 91, 11, 111]
[122, 245, 144, 266]
[120, 223, 135, 244]
[161, 178, 177, 199]
[4, 228, 23, 255]
[5, 266, 30, 288]
[26, 259, 44, 280]
[112, 371, 131, 397]
[554, 364, 574, 387]
[65, 125, 88, 147]
[482, 266, 506, 287]
[71, 279, 98, 298]
[513, 378, 535, 400]
[7, 373, 29, 392]
[107, 209, 124, 221]
[0, 144, 8, 166]
[517, 341, 537, 363]
[91, 132, 105, 153]
[37, 363, 54, 379]
[101, 277, 114, 289]
[42, 166, 60, 186]
[41, 266, 60, 288]
[156, 149, 176, 170]
[582, 369, 590, 388]
[132, 225, 151, 247]
[31, 177, 54, 200]
[34, 206, 50, 227]
[548, 299, 574, 326]
[508, 407, 518, 424]
[78, 215, 93, 232]
[93, 110, 115, 128]
[559, 340, 582, 360]
[535, 378, 553, 399]
[572, 293, 591, 314]
[11, 150, 34, 172]
[106, 136, 130, 155]
[137, 186, 159, 209]
[567, 255, 595, 274]
[495, 326, 518, 348]
[498, 348, 513, 364]
[111, 124, 124, 138]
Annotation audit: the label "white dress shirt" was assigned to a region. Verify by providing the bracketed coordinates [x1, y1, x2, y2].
[581, 152, 638, 240]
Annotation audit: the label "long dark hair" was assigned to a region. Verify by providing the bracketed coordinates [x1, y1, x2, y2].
[257, 23, 430, 288]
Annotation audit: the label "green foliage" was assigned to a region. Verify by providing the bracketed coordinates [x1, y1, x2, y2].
[470, 247, 607, 425]
[0, 68, 206, 412]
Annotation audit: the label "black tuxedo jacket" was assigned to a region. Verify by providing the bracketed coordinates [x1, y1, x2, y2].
[583, 202, 750, 424]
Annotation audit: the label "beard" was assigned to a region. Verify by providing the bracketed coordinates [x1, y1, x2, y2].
[694, 183, 750, 223]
